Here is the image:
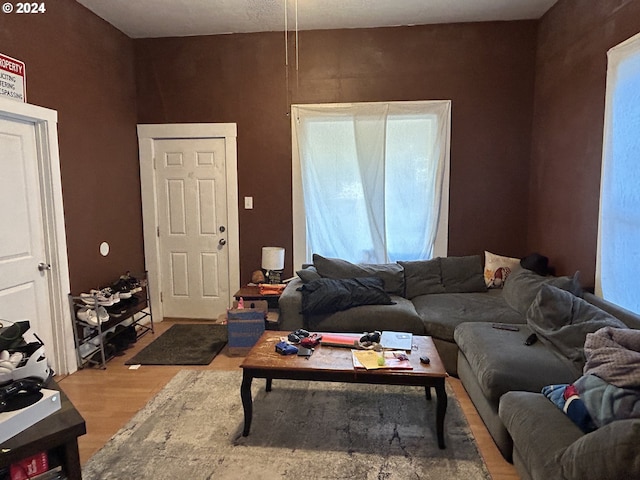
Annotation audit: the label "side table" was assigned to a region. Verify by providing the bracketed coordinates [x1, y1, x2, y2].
[0, 382, 86, 480]
[233, 285, 283, 330]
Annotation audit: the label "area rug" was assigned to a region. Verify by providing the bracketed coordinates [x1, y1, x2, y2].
[83, 370, 491, 479]
[125, 324, 227, 365]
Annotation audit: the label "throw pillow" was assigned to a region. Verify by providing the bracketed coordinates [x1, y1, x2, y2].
[297, 277, 394, 315]
[440, 255, 487, 293]
[296, 266, 321, 283]
[312, 254, 404, 295]
[398, 258, 445, 299]
[483, 251, 521, 288]
[526, 285, 626, 374]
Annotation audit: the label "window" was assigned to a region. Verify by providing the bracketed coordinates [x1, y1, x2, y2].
[597, 32, 640, 314]
[291, 101, 450, 269]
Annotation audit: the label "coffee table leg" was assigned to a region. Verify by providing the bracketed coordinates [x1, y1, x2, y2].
[241, 370, 253, 436]
[425, 386, 431, 400]
[266, 377, 272, 392]
[435, 380, 447, 449]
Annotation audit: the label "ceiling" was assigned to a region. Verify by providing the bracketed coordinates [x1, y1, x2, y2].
[76, 0, 559, 39]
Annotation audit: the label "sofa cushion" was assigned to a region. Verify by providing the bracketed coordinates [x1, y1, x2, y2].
[455, 322, 578, 403]
[440, 255, 486, 293]
[313, 254, 404, 295]
[502, 268, 582, 316]
[414, 290, 521, 342]
[560, 418, 640, 480]
[296, 265, 321, 283]
[483, 251, 521, 288]
[526, 285, 626, 374]
[304, 295, 425, 335]
[398, 258, 444, 298]
[298, 277, 393, 315]
[499, 391, 585, 480]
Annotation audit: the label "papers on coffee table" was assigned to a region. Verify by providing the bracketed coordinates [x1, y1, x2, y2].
[380, 331, 413, 351]
[352, 350, 413, 370]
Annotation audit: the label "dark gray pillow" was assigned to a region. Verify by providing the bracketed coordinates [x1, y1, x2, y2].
[526, 285, 626, 374]
[312, 254, 404, 295]
[296, 265, 321, 283]
[503, 268, 583, 316]
[398, 258, 444, 298]
[297, 277, 394, 315]
[440, 255, 486, 293]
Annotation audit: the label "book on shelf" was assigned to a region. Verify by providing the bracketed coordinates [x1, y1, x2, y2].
[351, 350, 413, 370]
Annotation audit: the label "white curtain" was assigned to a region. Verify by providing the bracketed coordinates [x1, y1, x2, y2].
[291, 101, 450, 266]
[597, 32, 640, 314]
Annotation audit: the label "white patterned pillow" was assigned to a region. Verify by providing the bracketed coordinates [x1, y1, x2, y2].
[484, 251, 521, 288]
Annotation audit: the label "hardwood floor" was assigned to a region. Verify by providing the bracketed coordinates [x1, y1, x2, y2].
[56, 320, 519, 479]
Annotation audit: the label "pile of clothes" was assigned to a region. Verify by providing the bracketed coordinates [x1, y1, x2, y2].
[543, 326, 640, 432]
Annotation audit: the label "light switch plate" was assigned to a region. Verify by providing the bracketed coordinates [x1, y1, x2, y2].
[244, 196, 253, 209]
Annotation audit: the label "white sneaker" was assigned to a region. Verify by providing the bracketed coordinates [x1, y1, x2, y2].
[77, 306, 109, 325]
[81, 289, 118, 306]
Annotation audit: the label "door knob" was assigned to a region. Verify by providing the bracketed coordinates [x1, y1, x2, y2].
[38, 262, 51, 271]
[219, 239, 227, 246]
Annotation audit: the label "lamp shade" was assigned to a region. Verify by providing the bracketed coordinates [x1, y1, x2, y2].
[261, 247, 285, 271]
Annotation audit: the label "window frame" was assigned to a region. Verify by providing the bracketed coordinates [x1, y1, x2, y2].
[596, 31, 640, 310]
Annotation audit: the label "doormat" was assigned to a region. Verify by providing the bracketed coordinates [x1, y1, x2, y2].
[83, 370, 491, 480]
[125, 324, 227, 365]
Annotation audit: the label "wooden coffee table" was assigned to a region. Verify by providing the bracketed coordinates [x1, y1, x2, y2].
[239, 331, 449, 448]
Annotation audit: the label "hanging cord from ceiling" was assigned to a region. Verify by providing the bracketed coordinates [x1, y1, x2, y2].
[284, 0, 289, 116]
[284, 0, 299, 116]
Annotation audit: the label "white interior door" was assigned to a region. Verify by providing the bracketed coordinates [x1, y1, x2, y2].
[138, 123, 239, 323]
[0, 117, 55, 353]
[155, 137, 230, 318]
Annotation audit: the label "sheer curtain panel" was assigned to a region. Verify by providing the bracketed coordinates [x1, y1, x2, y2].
[291, 101, 450, 269]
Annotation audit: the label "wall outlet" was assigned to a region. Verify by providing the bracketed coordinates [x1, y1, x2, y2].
[244, 196, 253, 209]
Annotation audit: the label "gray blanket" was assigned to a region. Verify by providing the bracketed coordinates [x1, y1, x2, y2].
[575, 374, 640, 427]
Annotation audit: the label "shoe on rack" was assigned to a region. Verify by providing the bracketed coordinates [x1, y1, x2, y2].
[80, 288, 120, 306]
[77, 306, 109, 325]
[125, 325, 138, 344]
[111, 278, 133, 299]
[119, 272, 143, 294]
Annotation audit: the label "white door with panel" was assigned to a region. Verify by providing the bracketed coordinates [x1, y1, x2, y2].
[0, 118, 55, 352]
[155, 138, 230, 318]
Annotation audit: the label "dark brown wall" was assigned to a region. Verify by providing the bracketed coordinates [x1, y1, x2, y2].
[529, 0, 640, 286]
[136, 21, 538, 283]
[0, 0, 143, 293]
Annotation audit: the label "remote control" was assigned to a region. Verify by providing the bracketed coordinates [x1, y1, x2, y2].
[492, 323, 520, 332]
[524, 333, 538, 346]
[420, 356, 430, 365]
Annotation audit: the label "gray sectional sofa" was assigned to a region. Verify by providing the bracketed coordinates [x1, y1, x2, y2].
[279, 253, 522, 375]
[279, 253, 640, 479]
[456, 279, 640, 479]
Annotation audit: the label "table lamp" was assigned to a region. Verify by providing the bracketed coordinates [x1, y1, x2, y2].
[261, 247, 285, 284]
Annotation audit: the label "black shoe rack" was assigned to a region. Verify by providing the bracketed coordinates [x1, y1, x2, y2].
[68, 273, 154, 369]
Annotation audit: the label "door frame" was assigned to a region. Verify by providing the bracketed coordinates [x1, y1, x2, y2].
[137, 123, 240, 321]
[0, 97, 75, 375]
